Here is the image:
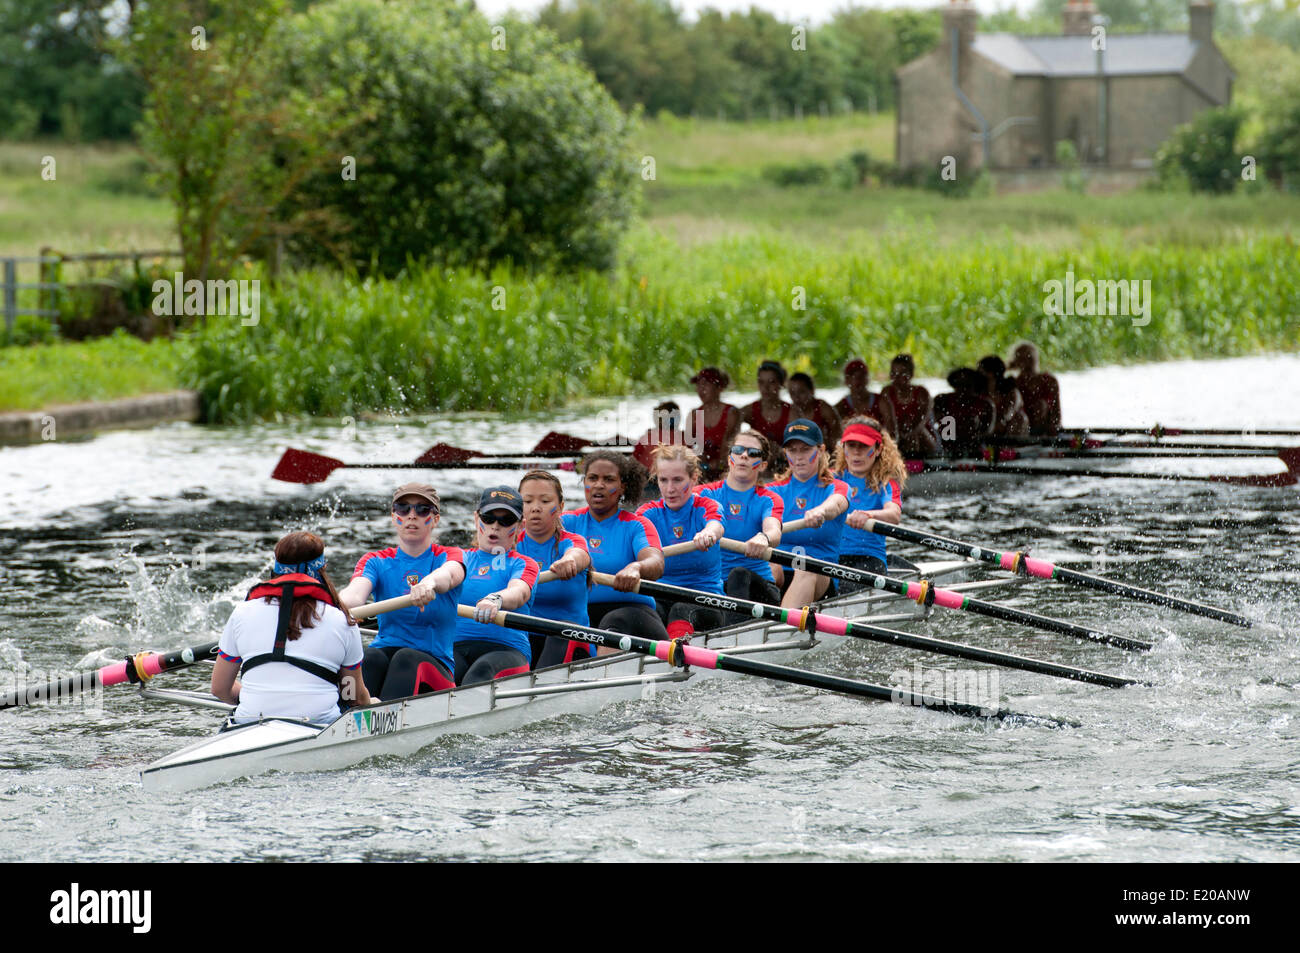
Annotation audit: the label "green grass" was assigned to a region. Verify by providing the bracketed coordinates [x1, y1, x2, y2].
[0, 331, 183, 412]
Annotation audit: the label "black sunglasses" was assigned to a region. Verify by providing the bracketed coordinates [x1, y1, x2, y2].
[479, 511, 520, 527]
[393, 502, 436, 517]
[729, 445, 764, 459]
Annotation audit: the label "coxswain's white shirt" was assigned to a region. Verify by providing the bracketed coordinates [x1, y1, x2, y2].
[218, 599, 363, 725]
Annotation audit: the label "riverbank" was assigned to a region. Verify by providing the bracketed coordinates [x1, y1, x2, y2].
[0, 389, 198, 445]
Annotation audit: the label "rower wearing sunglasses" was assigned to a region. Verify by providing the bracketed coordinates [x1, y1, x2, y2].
[833, 417, 906, 590]
[697, 430, 784, 607]
[453, 486, 539, 684]
[339, 484, 465, 700]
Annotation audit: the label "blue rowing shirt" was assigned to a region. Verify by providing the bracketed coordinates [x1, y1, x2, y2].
[455, 548, 540, 658]
[562, 507, 661, 608]
[767, 474, 850, 563]
[517, 529, 590, 627]
[697, 480, 784, 583]
[353, 545, 464, 670]
[636, 494, 724, 594]
[839, 473, 901, 562]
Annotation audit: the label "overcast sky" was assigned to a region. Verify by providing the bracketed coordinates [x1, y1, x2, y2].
[474, 0, 1031, 26]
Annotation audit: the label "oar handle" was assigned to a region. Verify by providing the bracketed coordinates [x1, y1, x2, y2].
[349, 594, 414, 619]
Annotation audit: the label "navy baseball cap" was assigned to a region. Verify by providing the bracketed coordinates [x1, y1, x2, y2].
[477, 485, 524, 520]
[782, 418, 823, 446]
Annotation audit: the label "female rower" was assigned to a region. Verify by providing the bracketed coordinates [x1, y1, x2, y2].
[563, 449, 668, 640]
[977, 355, 1030, 437]
[767, 419, 850, 608]
[688, 366, 742, 479]
[214, 532, 370, 725]
[635, 444, 727, 634]
[787, 372, 843, 449]
[835, 359, 897, 436]
[834, 418, 906, 592]
[1008, 340, 1062, 435]
[698, 430, 785, 607]
[740, 359, 793, 448]
[633, 400, 684, 473]
[339, 484, 465, 699]
[880, 353, 937, 458]
[933, 368, 995, 457]
[454, 486, 539, 684]
[516, 469, 593, 668]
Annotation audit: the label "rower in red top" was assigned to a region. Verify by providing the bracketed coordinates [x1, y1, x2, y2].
[740, 359, 793, 447]
[632, 401, 685, 473]
[563, 449, 668, 641]
[835, 358, 897, 437]
[1008, 340, 1062, 435]
[933, 367, 995, 456]
[880, 353, 937, 457]
[787, 371, 843, 450]
[687, 366, 741, 480]
[977, 355, 1030, 438]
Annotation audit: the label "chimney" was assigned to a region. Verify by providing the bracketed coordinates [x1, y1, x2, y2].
[1189, 1, 1215, 44]
[943, 0, 978, 58]
[1062, 0, 1097, 36]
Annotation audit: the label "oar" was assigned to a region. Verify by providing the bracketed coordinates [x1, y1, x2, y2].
[456, 605, 1077, 728]
[861, 520, 1253, 628]
[991, 434, 1300, 454]
[1, 641, 219, 710]
[271, 447, 578, 484]
[590, 572, 1141, 688]
[909, 458, 1297, 488]
[1084, 426, 1300, 438]
[725, 539, 1150, 651]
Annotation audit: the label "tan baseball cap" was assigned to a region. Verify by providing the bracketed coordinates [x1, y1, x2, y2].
[392, 483, 440, 510]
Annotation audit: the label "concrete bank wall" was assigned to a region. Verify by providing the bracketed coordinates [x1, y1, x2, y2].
[0, 390, 201, 446]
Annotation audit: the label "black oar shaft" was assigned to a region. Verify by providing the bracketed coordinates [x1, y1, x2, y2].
[468, 607, 1073, 727]
[623, 576, 1139, 688]
[1, 641, 219, 711]
[865, 521, 1252, 628]
[751, 544, 1149, 652]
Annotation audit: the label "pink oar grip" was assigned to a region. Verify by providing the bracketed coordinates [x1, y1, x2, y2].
[812, 614, 849, 636]
[653, 641, 719, 670]
[931, 589, 966, 610]
[97, 661, 131, 688]
[1023, 557, 1055, 578]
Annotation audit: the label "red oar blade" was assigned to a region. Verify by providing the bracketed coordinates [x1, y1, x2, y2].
[414, 443, 479, 465]
[271, 448, 347, 484]
[1216, 470, 1298, 488]
[532, 431, 595, 454]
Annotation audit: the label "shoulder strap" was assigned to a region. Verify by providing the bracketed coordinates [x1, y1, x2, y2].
[240, 582, 341, 686]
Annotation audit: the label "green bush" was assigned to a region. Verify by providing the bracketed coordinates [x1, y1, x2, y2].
[761, 162, 830, 187]
[269, 0, 638, 275]
[1154, 107, 1245, 194]
[1056, 140, 1086, 194]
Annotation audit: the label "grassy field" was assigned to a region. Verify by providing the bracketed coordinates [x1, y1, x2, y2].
[3, 123, 1299, 417]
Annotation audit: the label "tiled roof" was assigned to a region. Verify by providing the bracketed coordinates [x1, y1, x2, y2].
[972, 33, 1201, 77]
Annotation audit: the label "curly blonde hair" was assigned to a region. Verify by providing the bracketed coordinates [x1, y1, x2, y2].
[833, 416, 908, 491]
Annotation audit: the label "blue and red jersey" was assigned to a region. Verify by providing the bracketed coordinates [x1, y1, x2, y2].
[562, 507, 661, 608]
[454, 548, 539, 658]
[839, 473, 902, 562]
[697, 479, 784, 583]
[636, 494, 724, 594]
[353, 544, 464, 670]
[767, 474, 850, 563]
[516, 529, 590, 627]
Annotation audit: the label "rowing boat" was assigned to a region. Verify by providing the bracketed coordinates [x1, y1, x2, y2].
[139, 558, 1014, 793]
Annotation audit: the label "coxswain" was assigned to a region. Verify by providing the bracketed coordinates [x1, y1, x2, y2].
[933, 368, 995, 457]
[516, 469, 593, 668]
[834, 418, 905, 591]
[697, 430, 785, 607]
[687, 366, 742, 479]
[339, 484, 465, 699]
[835, 359, 897, 436]
[1008, 341, 1062, 435]
[879, 353, 937, 457]
[563, 449, 668, 640]
[766, 419, 850, 608]
[454, 486, 539, 684]
[977, 355, 1030, 437]
[635, 444, 727, 634]
[740, 359, 793, 446]
[213, 532, 370, 724]
[787, 371, 843, 449]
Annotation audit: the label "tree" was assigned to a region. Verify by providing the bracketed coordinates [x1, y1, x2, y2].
[272, 0, 637, 274]
[1154, 106, 1245, 192]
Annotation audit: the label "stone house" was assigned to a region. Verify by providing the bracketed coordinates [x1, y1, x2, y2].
[895, 0, 1234, 171]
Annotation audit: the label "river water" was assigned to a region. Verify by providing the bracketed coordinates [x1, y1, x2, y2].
[1, 354, 1297, 861]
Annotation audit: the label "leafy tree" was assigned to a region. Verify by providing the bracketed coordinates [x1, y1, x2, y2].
[273, 0, 637, 274]
[1154, 106, 1245, 192]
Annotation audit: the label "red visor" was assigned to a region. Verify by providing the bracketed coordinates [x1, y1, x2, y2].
[841, 423, 882, 446]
